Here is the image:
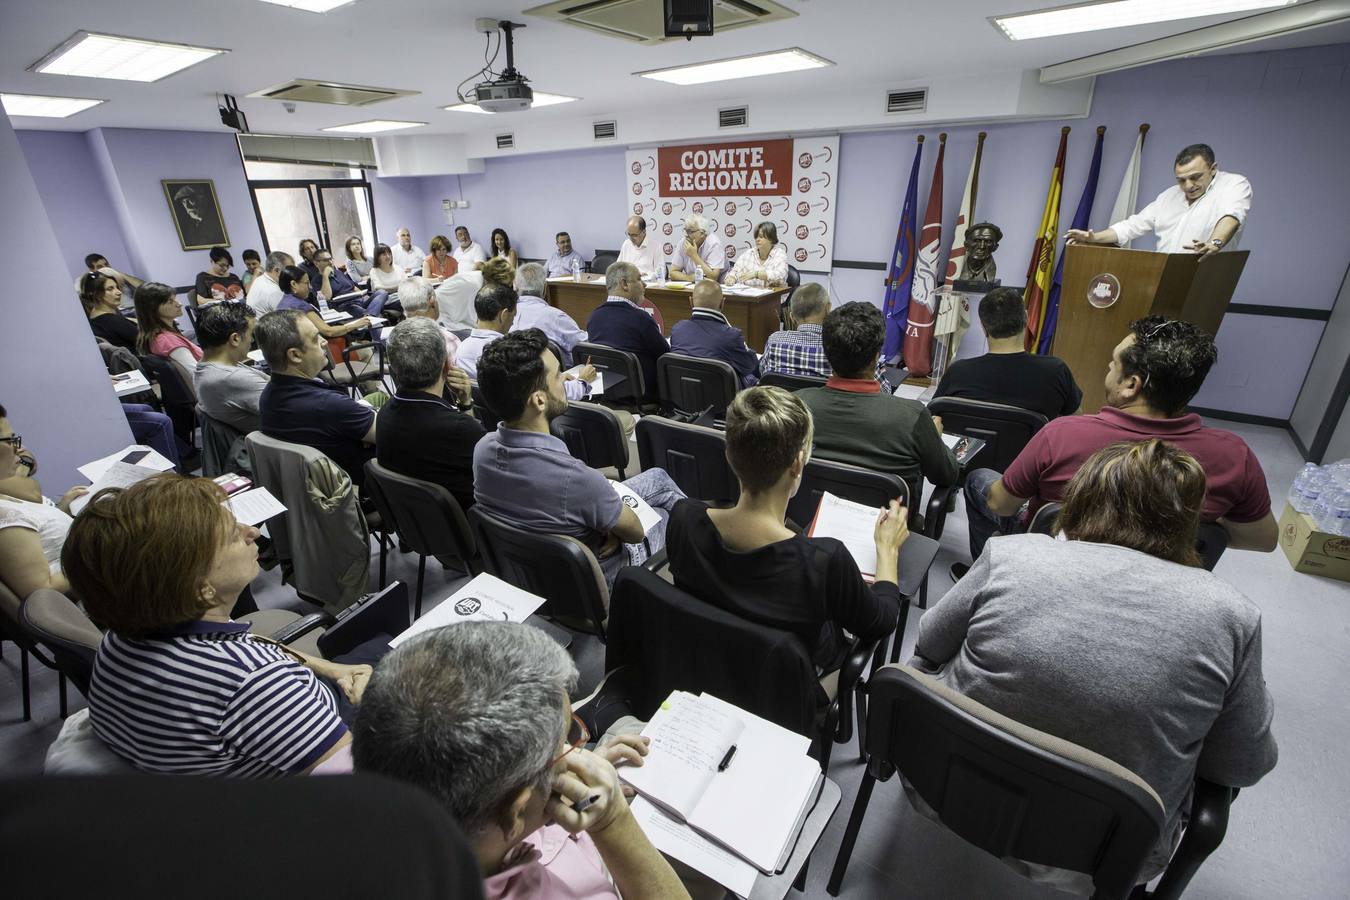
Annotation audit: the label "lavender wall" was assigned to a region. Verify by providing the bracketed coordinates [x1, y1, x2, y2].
[370, 174, 435, 251]
[0, 110, 132, 487]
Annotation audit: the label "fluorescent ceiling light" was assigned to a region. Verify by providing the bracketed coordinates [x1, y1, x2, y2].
[1, 93, 105, 118]
[256, 0, 358, 11]
[636, 48, 832, 86]
[31, 31, 227, 82]
[994, 0, 1296, 40]
[442, 92, 579, 114]
[322, 119, 426, 133]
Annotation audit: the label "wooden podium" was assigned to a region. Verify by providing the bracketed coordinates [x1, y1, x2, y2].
[1051, 245, 1249, 413]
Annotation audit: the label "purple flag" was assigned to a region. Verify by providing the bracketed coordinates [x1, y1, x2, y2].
[882, 138, 924, 361]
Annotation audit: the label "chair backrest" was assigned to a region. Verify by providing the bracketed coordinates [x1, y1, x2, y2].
[759, 371, 827, 392]
[1027, 501, 1063, 536]
[550, 402, 628, 476]
[467, 380, 500, 432]
[864, 665, 1165, 900]
[925, 397, 1049, 472]
[1195, 522, 1229, 571]
[635, 415, 739, 505]
[573, 341, 645, 405]
[245, 431, 370, 613]
[363, 460, 477, 566]
[197, 407, 250, 477]
[606, 566, 820, 737]
[785, 264, 801, 289]
[468, 507, 610, 639]
[657, 352, 739, 418]
[19, 589, 102, 698]
[138, 353, 195, 408]
[590, 251, 618, 274]
[786, 456, 909, 532]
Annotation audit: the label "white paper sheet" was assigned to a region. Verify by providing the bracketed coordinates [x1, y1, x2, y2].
[892, 382, 930, 404]
[247, 349, 265, 363]
[941, 433, 960, 450]
[319, 309, 351, 323]
[111, 371, 150, 395]
[630, 797, 757, 898]
[227, 487, 287, 526]
[564, 365, 604, 397]
[389, 573, 547, 647]
[77, 445, 176, 483]
[70, 461, 164, 514]
[611, 481, 660, 534]
[807, 491, 880, 580]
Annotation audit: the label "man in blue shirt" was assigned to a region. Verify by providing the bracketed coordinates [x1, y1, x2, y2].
[545, 231, 585, 278]
[312, 247, 388, 318]
[670, 281, 760, 387]
[585, 261, 669, 401]
[256, 309, 377, 487]
[511, 262, 588, 366]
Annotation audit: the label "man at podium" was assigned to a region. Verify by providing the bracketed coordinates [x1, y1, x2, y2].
[1065, 143, 1250, 257]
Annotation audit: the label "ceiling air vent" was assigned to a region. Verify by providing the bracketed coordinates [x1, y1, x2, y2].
[247, 78, 419, 106]
[524, 0, 796, 45]
[886, 88, 927, 114]
[496, 132, 515, 149]
[718, 105, 748, 129]
[593, 120, 617, 141]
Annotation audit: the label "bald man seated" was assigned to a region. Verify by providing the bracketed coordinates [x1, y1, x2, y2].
[669, 281, 760, 388]
[617, 216, 663, 280]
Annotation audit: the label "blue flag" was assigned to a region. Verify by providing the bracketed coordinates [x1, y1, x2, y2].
[882, 139, 924, 361]
[1037, 127, 1104, 355]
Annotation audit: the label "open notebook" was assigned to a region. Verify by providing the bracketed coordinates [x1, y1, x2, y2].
[807, 491, 881, 582]
[620, 691, 822, 874]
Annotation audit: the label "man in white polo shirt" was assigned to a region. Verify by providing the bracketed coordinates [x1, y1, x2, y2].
[1066, 143, 1251, 257]
[246, 250, 292, 316]
[452, 226, 487, 271]
[391, 228, 426, 273]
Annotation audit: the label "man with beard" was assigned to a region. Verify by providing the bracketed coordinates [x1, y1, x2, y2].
[471, 328, 684, 588]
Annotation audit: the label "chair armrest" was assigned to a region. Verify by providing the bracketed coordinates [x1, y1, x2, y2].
[640, 548, 669, 573]
[1151, 778, 1233, 900]
[268, 612, 334, 646]
[838, 636, 877, 698]
[316, 582, 410, 659]
[924, 484, 955, 541]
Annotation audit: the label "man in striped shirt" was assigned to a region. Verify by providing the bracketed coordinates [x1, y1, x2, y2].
[761, 283, 892, 390]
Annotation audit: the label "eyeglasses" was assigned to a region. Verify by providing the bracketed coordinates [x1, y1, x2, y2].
[0, 435, 22, 450]
[548, 713, 590, 769]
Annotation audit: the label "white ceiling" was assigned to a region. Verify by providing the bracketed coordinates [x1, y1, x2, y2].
[1, 0, 1343, 136]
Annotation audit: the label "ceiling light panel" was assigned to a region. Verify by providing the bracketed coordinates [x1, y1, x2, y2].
[257, 0, 358, 11]
[442, 92, 578, 114]
[1, 93, 105, 118]
[31, 32, 227, 82]
[637, 48, 832, 86]
[322, 119, 426, 133]
[993, 0, 1296, 41]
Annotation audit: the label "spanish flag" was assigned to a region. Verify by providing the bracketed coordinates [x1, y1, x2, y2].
[1023, 127, 1069, 351]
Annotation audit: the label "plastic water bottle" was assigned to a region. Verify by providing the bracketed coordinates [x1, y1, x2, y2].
[694, 266, 704, 285]
[572, 257, 582, 282]
[1334, 493, 1350, 536]
[660, 262, 667, 283]
[318, 294, 331, 313]
[1288, 462, 1319, 512]
[1299, 473, 1331, 515]
[1311, 489, 1339, 532]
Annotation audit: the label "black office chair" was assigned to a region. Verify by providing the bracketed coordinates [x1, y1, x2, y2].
[828, 665, 1231, 900]
[635, 415, 739, 505]
[589, 251, 619, 274]
[1029, 502, 1230, 572]
[656, 352, 739, 419]
[551, 401, 629, 479]
[599, 566, 879, 771]
[468, 380, 500, 432]
[468, 507, 613, 640]
[364, 461, 480, 619]
[780, 264, 802, 327]
[1028, 501, 1063, 535]
[0, 581, 68, 720]
[138, 354, 196, 448]
[926, 397, 1049, 473]
[15, 589, 101, 702]
[319, 340, 385, 399]
[759, 371, 827, 392]
[572, 341, 651, 410]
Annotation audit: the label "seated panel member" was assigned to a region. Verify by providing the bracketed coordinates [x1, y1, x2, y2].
[585, 262, 669, 402]
[396, 277, 461, 365]
[489, 228, 519, 268]
[512, 262, 587, 366]
[932, 286, 1082, 421]
[195, 302, 269, 434]
[617, 215, 663, 280]
[667, 214, 726, 283]
[451, 226, 487, 272]
[796, 302, 958, 490]
[914, 440, 1277, 885]
[667, 386, 904, 674]
[669, 281, 760, 388]
[545, 230, 584, 278]
[257, 310, 377, 487]
[472, 329, 684, 588]
[246, 251, 292, 317]
[424, 234, 460, 281]
[353, 621, 689, 900]
[725, 221, 789, 287]
[377, 318, 483, 512]
[391, 227, 426, 273]
[962, 316, 1276, 568]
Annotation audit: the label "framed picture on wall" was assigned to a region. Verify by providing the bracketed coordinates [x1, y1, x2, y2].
[161, 179, 230, 251]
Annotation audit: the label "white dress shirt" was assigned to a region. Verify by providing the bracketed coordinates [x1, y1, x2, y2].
[391, 243, 426, 272]
[246, 272, 283, 315]
[452, 242, 487, 271]
[671, 234, 728, 277]
[435, 271, 484, 331]
[1110, 170, 1252, 254]
[618, 237, 663, 279]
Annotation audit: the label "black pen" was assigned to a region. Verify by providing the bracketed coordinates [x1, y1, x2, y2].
[571, 792, 602, 814]
[717, 745, 737, 772]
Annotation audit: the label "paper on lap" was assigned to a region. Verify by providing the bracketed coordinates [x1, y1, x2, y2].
[70, 462, 165, 515]
[611, 481, 659, 534]
[77, 445, 175, 482]
[807, 491, 879, 581]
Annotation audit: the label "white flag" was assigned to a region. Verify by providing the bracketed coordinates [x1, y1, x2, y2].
[944, 136, 983, 285]
[1108, 127, 1147, 248]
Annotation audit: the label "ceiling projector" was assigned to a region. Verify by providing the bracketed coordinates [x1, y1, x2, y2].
[468, 20, 534, 112]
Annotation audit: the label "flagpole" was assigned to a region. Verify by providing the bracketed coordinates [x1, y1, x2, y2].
[970, 131, 986, 221]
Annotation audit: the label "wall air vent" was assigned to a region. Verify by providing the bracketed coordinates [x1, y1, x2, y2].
[593, 120, 617, 140]
[718, 105, 749, 129]
[496, 132, 515, 149]
[886, 88, 927, 114]
[247, 78, 419, 106]
[524, 0, 796, 45]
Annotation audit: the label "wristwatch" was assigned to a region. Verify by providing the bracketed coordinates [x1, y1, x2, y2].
[1208, 238, 1223, 248]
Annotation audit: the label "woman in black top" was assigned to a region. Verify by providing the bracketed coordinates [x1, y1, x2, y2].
[665, 386, 907, 671]
[81, 272, 139, 351]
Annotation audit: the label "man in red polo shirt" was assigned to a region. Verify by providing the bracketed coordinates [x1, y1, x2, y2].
[958, 316, 1276, 576]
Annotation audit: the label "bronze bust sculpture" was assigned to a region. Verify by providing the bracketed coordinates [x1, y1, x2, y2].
[960, 222, 1001, 283]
